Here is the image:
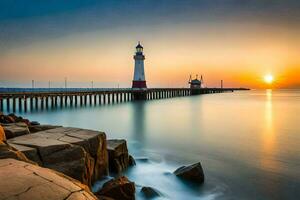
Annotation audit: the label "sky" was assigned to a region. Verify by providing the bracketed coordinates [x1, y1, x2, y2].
[0, 0, 299, 88]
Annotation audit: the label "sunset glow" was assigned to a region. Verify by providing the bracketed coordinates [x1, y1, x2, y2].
[264, 75, 274, 84]
[0, 1, 299, 89]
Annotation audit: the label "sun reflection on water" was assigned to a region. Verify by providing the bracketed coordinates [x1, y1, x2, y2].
[261, 89, 282, 171]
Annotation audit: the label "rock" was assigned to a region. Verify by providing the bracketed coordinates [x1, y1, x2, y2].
[129, 155, 136, 166]
[0, 113, 20, 123]
[28, 124, 61, 133]
[8, 127, 108, 187]
[1, 122, 30, 139]
[141, 187, 161, 198]
[44, 145, 95, 187]
[30, 121, 40, 126]
[0, 114, 5, 124]
[55, 127, 109, 181]
[6, 115, 15, 123]
[135, 157, 149, 162]
[173, 162, 205, 183]
[20, 118, 31, 125]
[0, 142, 30, 162]
[7, 143, 42, 165]
[0, 125, 6, 142]
[8, 113, 30, 124]
[96, 176, 135, 200]
[97, 196, 115, 200]
[0, 158, 98, 200]
[107, 139, 132, 173]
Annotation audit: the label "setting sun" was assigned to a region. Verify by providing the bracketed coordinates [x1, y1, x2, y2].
[264, 74, 274, 84]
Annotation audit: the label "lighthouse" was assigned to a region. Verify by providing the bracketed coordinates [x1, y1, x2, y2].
[132, 42, 147, 89]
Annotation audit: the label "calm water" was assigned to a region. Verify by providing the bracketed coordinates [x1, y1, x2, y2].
[9, 89, 300, 200]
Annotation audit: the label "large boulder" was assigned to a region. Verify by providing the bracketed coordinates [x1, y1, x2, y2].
[96, 176, 135, 200]
[107, 139, 135, 173]
[8, 127, 109, 187]
[173, 162, 205, 184]
[1, 122, 30, 139]
[0, 158, 98, 200]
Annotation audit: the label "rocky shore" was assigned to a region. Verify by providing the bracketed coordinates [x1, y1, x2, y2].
[0, 113, 205, 200]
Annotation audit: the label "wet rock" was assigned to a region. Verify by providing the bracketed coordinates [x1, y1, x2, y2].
[129, 155, 136, 166]
[30, 121, 40, 126]
[8, 127, 109, 187]
[1, 122, 30, 139]
[96, 176, 135, 200]
[0, 158, 98, 200]
[141, 187, 161, 199]
[173, 162, 205, 183]
[107, 139, 132, 173]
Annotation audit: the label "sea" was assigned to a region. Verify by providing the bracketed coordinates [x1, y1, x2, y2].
[2, 89, 300, 200]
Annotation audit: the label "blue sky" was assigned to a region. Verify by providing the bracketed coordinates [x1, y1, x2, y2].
[1, 0, 299, 50]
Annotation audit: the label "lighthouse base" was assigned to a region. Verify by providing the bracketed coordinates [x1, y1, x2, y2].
[132, 91, 147, 100]
[132, 81, 147, 89]
[190, 89, 201, 95]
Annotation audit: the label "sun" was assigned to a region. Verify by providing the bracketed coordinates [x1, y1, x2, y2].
[264, 74, 274, 84]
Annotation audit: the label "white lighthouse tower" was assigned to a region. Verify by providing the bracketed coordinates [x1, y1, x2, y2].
[132, 42, 147, 89]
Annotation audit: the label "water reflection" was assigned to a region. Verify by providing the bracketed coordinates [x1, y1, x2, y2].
[260, 89, 282, 199]
[263, 89, 274, 151]
[261, 89, 276, 168]
[131, 101, 146, 148]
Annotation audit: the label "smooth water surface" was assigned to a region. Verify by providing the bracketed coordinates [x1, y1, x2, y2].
[12, 89, 300, 200]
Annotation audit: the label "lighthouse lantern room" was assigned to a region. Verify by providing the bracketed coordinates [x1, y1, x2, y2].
[132, 42, 147, 89]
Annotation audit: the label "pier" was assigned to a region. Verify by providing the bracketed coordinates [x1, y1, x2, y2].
[0, 88, 247, 113]
[0, 43, 249, 113]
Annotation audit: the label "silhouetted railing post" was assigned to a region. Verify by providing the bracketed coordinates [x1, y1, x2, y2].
[93, 95, 96, 106]
[40, 97, 44, 109]
[35, 97, 38, 110]
[12, 98, 16, 112]
[24, 97, 27, 112]
[6, 98, 10, 112]
[0, 98, 3, 111]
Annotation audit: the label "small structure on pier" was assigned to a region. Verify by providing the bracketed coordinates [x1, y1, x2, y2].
[189, 75, 203, 89]
[189, 75, 203, 95]
[132, 42, 147, 89]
